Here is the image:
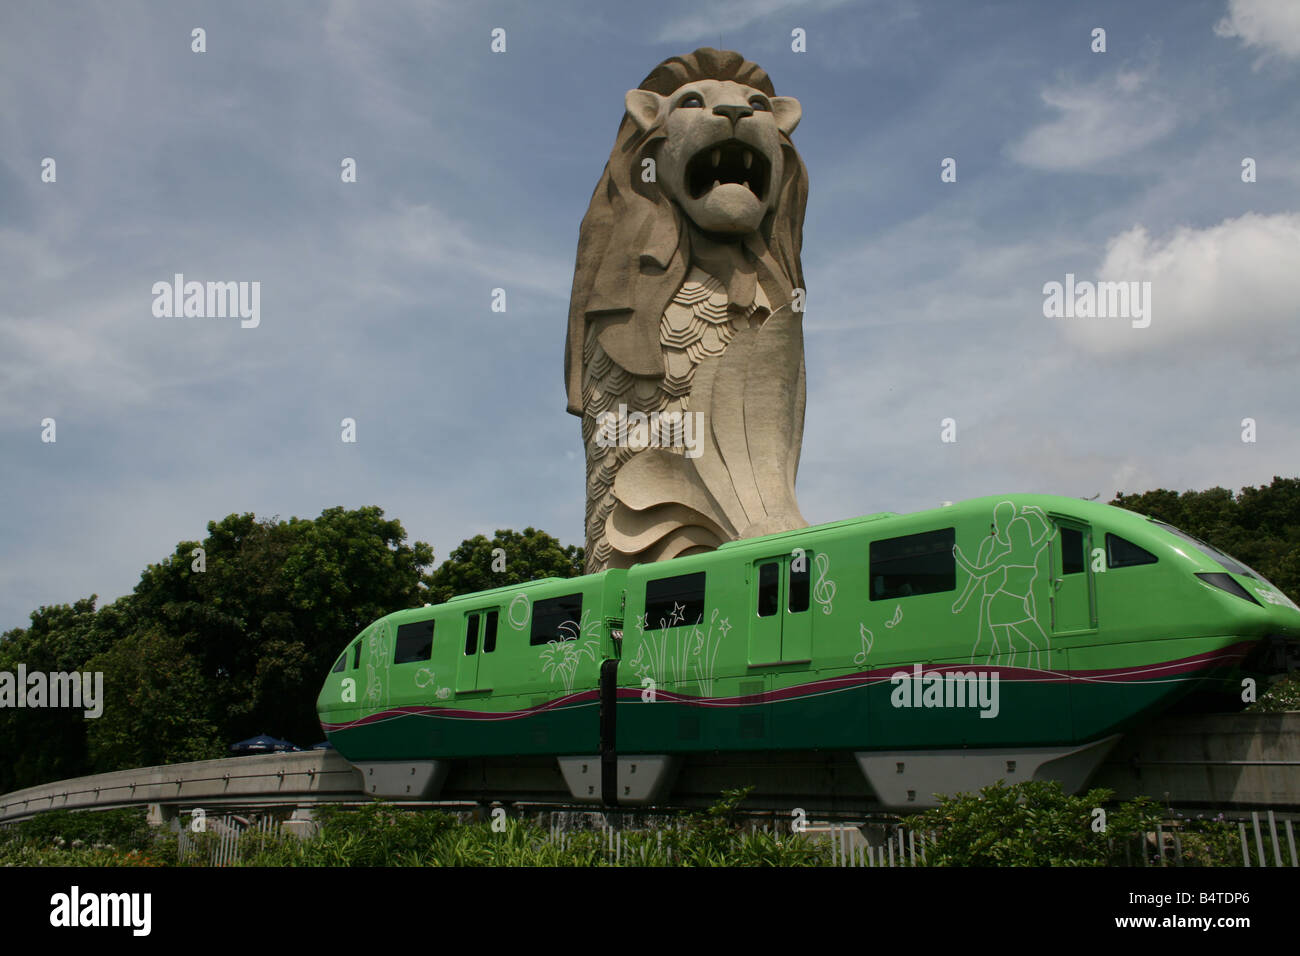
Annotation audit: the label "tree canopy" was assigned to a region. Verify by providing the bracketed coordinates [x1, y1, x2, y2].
[1110, 476, 1300, 599]
[423, 527, 584, 604]
[0, 506, 437, 791]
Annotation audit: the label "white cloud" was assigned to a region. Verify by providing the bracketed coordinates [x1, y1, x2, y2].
[1215, 0, 1300, 61]
[1007, 70, 1177, 171]
[1058, 211, 1300, 355]
[654, 0, 870, 44]
[351, 203, 573, 301]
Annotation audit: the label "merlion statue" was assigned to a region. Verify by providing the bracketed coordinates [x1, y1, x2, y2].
[564, 48, 809, 572]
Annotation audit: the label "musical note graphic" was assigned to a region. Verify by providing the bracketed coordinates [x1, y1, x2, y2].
[813, 552, 836, 615]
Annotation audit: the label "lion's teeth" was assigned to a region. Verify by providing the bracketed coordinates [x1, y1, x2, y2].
[743, 181, 750, 190]
[711, 149, 720, 166]
[743, 152, 753, 169]
[712, 179, 721, 190]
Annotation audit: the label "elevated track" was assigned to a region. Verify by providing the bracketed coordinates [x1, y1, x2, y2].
[2, 713, 1297, 825]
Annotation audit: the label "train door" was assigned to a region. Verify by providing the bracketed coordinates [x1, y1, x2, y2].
[1050, 518, 1095, 634]
[748, 552, 813, 666]
[456, 609, 497, 693]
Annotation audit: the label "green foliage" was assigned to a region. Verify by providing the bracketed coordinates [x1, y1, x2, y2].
[911, 780, 1247, 866]
[0, 513, 592, 791]
[248, 803, 457, 866]
[1250, 675, 1300, 713]
[0, 789, 1251, 868]
[15, 807, 153, 850]
[84, 627, 223, 770]
[912, 780, 1122, 866]
[129, 506, 435, 746]
[181, 791, 829, 867]
[1111, 476, 1300, 604]
[424, 528, 584, 604]
[0, 506, 435, 790]
[0, 596, 122, 792]
[655, 787, 828, 866]
[0, 807, 167, 866]
[1169, 816, 1243, 866]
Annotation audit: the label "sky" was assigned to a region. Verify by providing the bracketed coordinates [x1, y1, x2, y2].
[1, 0, 1297, 634]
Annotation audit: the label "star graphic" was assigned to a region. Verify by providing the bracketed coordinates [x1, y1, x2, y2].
[718, 617, 731, 637]
[669, 602, 686, 625]
[636, 613, 648, 631]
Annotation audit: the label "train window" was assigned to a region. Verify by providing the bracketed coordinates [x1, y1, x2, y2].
[870, 528, 955, 601]
[331, 652, 346, 673]
[352, 640, 362, 669]
[757, 562, 779, 617]
[1106, 533, 1157, 569]
[789, 556, 810, 613]
[394, 619, 435, 664]
[464, 614, 480, 656]
[530, 593, 584, 646]
[645, 572, 706, 627]
[1152, 521, 1255, 578]
[1061, 528, 1084, 574]
[483, 610, 499, 653]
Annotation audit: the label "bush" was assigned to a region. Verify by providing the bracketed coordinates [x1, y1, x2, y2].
[15, 807, 153, 851]
[911, 780, 1243, 866]
[0, 786, 1246, 867]
[0, 807, 167, 866]
[179, 790, 831, 867]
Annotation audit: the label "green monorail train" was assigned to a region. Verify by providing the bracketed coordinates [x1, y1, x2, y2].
[317, 494, 1300, 810]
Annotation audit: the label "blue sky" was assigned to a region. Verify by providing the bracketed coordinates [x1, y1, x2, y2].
[2, 0, 1298, 633]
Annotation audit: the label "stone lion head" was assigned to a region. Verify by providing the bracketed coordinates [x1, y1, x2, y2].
[564, 48, 808, 414]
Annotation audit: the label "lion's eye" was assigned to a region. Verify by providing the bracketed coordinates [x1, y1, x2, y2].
[678, 93, 704, 108]
[749, 96, 770, 111]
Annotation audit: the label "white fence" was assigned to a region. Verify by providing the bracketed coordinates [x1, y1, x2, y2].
[176, 813, 281, 866]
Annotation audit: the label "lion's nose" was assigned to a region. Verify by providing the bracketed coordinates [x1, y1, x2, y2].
[712, 103, 753, 129]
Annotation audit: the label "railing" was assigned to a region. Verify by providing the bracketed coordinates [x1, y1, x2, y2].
[0, 750, 363, 824]
[818, 812, 1299, 867]
[176, 813, 283, 866]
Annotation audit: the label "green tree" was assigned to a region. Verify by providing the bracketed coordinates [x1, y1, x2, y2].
[424, 528, 584, 604]
[0, 506, 435, 790]
[123, 506, 434, 749]
[84, 626, 222, 771]
[0, 597, 123, 792]
[1111, 476, 1299, 600]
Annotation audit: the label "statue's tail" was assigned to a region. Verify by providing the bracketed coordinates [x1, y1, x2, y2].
[603, 308, 808, 566]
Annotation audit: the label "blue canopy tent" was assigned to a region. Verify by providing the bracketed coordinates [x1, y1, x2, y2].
[229, 733, 301, 755]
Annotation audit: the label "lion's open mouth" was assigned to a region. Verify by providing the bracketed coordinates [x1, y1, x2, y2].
[685, 140, 770, 201]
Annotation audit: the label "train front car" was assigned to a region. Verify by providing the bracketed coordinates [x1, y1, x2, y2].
[852, 494, 1300, 806]
[843, 493, 1300, 807]
[1047, 496, 1300, 732]
[1117, 510, 1300, 712]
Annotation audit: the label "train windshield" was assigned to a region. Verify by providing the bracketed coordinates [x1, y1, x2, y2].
[1151, 521, 1257, 578]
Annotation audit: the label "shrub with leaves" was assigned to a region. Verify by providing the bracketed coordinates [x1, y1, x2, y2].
[911, 781, 1246, 867]
[912, 780, 1164, 866]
